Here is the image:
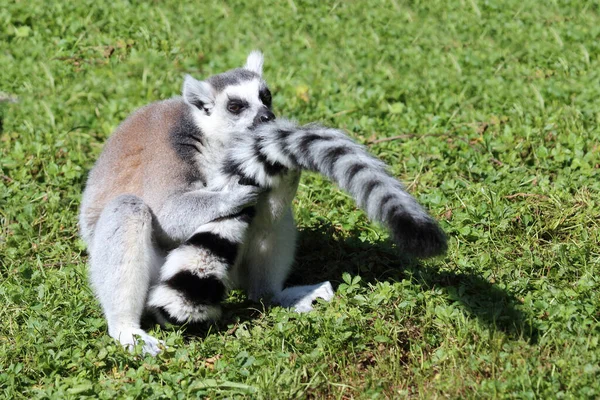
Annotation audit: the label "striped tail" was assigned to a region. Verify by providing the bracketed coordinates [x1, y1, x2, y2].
[223, 119, 447, 258]
[147, 208, 255, 325]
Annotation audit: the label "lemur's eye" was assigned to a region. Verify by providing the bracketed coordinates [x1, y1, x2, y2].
[228, 104, 241, 113]
[227, 99, 247, 114]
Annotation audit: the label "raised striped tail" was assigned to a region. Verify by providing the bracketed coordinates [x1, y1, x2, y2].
[147, 207, 255, 325]
[223, 120, 447, 258]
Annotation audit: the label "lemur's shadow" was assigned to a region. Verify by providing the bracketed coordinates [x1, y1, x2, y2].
[178, 222, 538, 343]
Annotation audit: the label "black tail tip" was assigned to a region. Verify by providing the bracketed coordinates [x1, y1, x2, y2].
[390, 213, 448, 258]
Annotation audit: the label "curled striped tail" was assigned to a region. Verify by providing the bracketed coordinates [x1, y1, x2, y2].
[147, 207, 255, 325]
[223, 119, 447, 258]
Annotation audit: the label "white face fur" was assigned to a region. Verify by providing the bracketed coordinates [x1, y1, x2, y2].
[182, 51, 273, 144]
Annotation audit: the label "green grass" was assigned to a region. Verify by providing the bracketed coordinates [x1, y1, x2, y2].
[1, 0, 599, 398]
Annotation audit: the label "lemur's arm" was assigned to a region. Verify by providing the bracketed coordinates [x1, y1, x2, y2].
[156, 183, 261, 243]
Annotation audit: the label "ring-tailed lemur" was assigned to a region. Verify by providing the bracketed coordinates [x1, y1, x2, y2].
[79, 51, 447, 355]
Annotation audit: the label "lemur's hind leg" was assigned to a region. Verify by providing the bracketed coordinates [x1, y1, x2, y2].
[147, 209, 254, 325]
[241, 208, 297, 301]
[241, 208, 335, 312]
[89, 195, 164, 355]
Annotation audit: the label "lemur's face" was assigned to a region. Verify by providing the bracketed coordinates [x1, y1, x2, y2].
[183, 51, 274, 140]
[209, 74, 274, 132]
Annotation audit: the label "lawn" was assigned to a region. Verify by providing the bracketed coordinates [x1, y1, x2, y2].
[1, 0, 599, 398]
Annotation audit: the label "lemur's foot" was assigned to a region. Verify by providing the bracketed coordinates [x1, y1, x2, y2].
[110, 327, 165, 356]
[274, 281, 334, 313]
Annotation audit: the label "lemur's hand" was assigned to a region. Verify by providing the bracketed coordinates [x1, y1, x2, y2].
[219, 181, 264, 215]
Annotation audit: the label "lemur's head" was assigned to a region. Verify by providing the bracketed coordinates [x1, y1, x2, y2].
[183, 51, 274, 139]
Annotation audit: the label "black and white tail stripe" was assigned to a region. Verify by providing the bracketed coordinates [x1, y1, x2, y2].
[147, 207, 255, 325]
[223, 119, 447, 258]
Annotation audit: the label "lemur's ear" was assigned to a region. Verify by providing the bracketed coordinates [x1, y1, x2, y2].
[183, 75, 215, 113]
[244, 50, 264, 76]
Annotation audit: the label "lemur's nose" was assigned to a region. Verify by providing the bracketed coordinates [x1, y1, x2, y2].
[260, 110, 275, 122]
[253, 108, 276, 127]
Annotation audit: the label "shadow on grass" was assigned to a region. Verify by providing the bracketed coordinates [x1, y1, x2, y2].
[288, 222, 538, 343]
[176, 222, 538, 343]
